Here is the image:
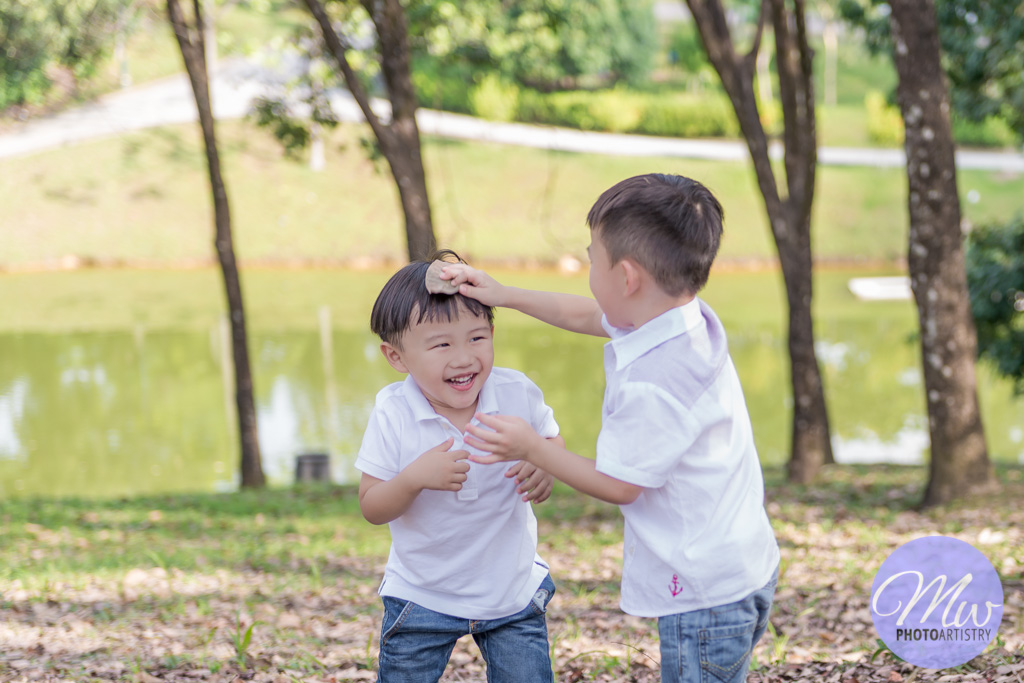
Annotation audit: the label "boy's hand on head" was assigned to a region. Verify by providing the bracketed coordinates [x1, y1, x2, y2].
[505, 460, 554, 503]
[404, 437, 471, 492]
[441, 264, 508, 306]
[464, 413, 543, 464]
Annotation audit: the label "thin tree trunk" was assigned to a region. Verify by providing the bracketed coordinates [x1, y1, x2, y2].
[686, 0, 833, 482]
[888, 0, 992, 506]
[302, 0, 436, 261]
[167, 0, 265, 488]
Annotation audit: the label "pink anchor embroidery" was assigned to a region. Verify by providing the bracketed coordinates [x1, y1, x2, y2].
[669, 574, 683, 597]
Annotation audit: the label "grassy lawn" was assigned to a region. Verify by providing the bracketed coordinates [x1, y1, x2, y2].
[1, 121, 1021, 271]
[0, 467, 1021, 681]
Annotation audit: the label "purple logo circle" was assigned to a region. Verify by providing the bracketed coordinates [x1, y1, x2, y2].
[871, 536, 1003, 669]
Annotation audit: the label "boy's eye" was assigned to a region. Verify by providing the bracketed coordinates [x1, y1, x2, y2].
[433, 343, 449, 349]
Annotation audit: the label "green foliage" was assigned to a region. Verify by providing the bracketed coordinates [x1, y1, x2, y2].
[864, 90, 903, 146]
[951, 113, 1018, 148]
[838, 0, 1023, 146]
[0, 0, 126, 111]
[937, 0, 1024, 145]
[247, 25, 340, 158]
[231, 613, 262, 667]
[518, 87, 642, 132]
[250, 96, 311, 157]
[966, 215, 1024, 395]
[469, 73, 520, 122]
[411, 58, 473, 112]
[666, 21, 713, 84]
[634, 94, 738, 138]
[515, 87, 737, 138]
[408, 0, 657, 91]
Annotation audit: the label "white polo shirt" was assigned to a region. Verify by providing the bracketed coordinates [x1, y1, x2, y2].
[355, 367, 559, 620]
[596, 298, 779, 618]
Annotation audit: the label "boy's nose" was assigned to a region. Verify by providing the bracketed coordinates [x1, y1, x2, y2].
[450, 346, 474, 367]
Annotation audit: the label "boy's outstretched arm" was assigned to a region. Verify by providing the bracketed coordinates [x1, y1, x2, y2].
[465, 414, 641, 506]
[442, 264, 608, 338]
[359, 437, 470, 525]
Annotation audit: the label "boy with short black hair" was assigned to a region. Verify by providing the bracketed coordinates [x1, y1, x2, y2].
[356, 250, 561, 682]
[444, 174, 780, 683]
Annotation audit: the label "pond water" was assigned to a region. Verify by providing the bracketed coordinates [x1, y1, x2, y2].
[0, 268, 1021, 498]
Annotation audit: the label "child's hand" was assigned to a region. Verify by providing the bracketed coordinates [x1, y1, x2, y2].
[465, 413, 543, 464]
[404, 437, 470, 492]
[441, 264, 508, 306]
[506, 461, 554, 503]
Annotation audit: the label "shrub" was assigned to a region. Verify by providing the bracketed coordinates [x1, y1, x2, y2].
[412, 59, 473, 113]
[521, 89, 644, 132]
[587, 88, 645, 133]
[952, 114, 1019, 148]
[469, 74, 520, 122]
[965, 215, 1024, 395]
[633, 95, 739, 138]
[865, 91, 904, 146]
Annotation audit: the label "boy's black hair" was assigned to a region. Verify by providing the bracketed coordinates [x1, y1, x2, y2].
[370, 249, 494, 348]
[586, 173, 724, 296]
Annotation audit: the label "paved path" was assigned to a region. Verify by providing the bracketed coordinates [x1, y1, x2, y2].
[2, 57, 1023, 173]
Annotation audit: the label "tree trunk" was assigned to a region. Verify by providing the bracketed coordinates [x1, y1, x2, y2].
[167, 0, 265, 489]
[686, 0, 833, 482]
[302, 0, 436, 261]
[888, 0, 993, 506]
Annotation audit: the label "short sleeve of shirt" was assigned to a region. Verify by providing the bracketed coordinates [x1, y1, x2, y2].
[595, 382, 701, 488]
[524, 377, 559, 439]
[354, 405, 401, 481]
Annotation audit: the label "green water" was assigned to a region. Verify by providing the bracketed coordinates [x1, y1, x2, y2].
[0, 268, 1021, 498]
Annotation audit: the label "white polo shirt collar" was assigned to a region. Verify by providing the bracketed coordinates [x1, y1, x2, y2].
[605, 297, 703, 371]
[399, 373, 500, 424]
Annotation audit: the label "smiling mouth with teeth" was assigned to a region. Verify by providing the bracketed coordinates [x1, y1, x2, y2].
[446, 373, 476, 389]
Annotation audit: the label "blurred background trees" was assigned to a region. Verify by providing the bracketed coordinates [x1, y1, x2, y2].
[0, 0, 141, 111]
[2, 0, 1022, 505]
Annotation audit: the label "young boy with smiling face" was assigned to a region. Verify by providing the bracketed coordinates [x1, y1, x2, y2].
[355, 251, 561, 683]
[443, 174, 780, 683]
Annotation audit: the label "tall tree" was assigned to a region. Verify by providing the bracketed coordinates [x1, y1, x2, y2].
[684, 0, 834, 483]
[887, 0, 993, 506]
[166, 0, 265, 488]
[301, 0, 436, 261]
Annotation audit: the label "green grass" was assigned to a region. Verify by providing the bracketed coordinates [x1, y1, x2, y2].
[1, 121, 1021, 272]
[1, 467, 1021, 679]
[0, 484, 385, 584]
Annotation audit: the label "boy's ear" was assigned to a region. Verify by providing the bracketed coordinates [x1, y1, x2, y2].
[380, 342, 409, 374]
[620, 258, 642, 297]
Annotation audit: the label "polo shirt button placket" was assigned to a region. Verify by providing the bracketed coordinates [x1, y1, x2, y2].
[444, 422, 478, 502]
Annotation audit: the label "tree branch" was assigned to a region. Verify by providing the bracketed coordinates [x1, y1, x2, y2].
[742, 0, 769, 76]
[361, 0, 417, 123]
[686, 0, 782, 220]
[300, 0, 392, 149]
[770, 0, 816, 220]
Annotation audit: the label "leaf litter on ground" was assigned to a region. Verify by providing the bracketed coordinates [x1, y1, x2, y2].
[0, 465, 1022, 682]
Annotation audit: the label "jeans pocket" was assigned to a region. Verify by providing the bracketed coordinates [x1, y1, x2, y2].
[529, 575, 556, 616]
[380, 596, 415, 648]
[698, 620, 756, 683]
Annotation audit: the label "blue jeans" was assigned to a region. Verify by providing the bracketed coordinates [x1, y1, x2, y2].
[658, 566, 778, 683]
[377, 574, 555, 683]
